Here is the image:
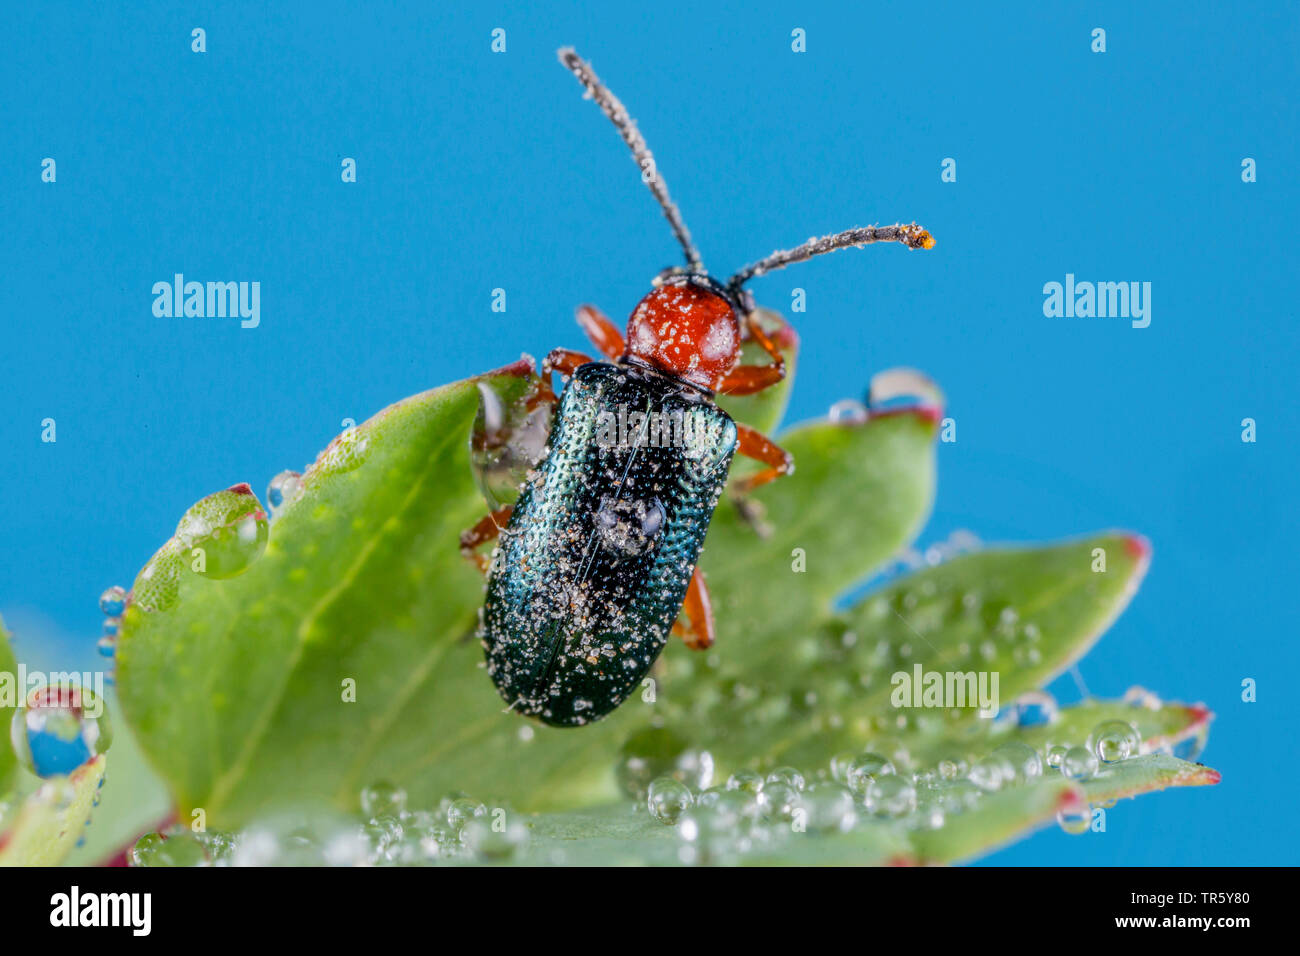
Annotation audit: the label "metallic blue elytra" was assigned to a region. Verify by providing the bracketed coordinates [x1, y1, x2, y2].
[481, 361, 737, 726]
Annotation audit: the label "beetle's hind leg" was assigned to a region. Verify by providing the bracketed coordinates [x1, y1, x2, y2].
[732, 423, 794, 494]
[672, 565, 716, 650]
[459, 504, 514, 573]
[728, 424, 795, 536]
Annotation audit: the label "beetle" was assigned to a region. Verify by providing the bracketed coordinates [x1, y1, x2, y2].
[460, 48, 933, 726]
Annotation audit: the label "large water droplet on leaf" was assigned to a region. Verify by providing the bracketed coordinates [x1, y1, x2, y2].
[867, 367, 945, 413]
[471, 379, 553, 511]
[175, 484, 269, 580]
[10, 684, 112, 778]
[647, 776, 693, 825]
[1090, 720, 1141, 763]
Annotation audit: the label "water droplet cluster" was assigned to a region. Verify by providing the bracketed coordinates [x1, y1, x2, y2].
[128, 782, 528, 867]
[619, 709, 1153, 857]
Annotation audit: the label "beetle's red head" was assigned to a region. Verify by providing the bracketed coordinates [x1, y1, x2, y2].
[560, 47, 935, 391]
[624, 275, 742, 392]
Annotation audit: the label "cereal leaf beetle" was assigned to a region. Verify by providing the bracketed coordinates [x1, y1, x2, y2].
[461, 48, 933, 726]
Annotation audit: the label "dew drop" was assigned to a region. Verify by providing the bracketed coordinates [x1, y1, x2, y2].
[827, 399, 869, 425]
[1012, 690, 1059, 728]
[867, 367, 945, 412]
[360, 780, 407, 819]
[471, 379, 554, 511]
[461, 816, 529, 862]
[1090, 720, 1141, 763]
[98, 586, 127, 617]
[174, 485, 270, 580]
[446, 797, 487, 832]
[647, 776, 693, 824]
[9, 684, 112, 778]
[845, 753, 895, 795]
[802, 782, 858, 833]
[757, 781, 800, 822]
[765, 766, 806, 792]
[1123, 685, 1164, 710]
[992, 741, 1044, 783]
[1060, 745, 1099, 781]
[863, 775, 918, 817]
[130, 830, 209, 867]
[616, 727, 713, 799]
[968, 754, 1015, 792]
[1057, 804, 1092, 836]
[266, 470, 303, 515]
[725, 769, 764, 794]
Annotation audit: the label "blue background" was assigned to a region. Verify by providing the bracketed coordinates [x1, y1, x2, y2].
[2, 1, 1295, 865]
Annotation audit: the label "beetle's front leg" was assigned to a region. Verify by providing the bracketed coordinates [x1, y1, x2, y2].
[543, 347, 595, 379]
[459, 505, 514, 573]
[671, 565, 715, 650]
[719, 313, 787, 395]
[532, 347, 595, 405]
[575, 304, 626, 360]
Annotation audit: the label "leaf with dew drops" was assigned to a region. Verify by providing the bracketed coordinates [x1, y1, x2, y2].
[103, 346, 1220, 864]
[112, 355, 939, 827]
[0, 755, 106, 866]
[647, 534, 1157, 776]
[909, 754, 1219, 864]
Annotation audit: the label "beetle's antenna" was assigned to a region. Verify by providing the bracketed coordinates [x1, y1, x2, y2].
[727, 224, 935, 305]
[558, 47, 704, 273]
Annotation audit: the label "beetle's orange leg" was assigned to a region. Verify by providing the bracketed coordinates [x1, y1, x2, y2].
[459, 505, 514, 573]
[719, 313, 786, 395]
[534, 347, 597, 405]
[671, 565, 715, 650]
[576, 305, 626, 361]
[543, 347, 596, 380]
[731, 423, 794, 494]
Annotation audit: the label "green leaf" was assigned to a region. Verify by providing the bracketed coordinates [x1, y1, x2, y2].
[111, 355, 1219, 865]
[119, 363, 618, 823]
[515, 802, 913, 866]
[703, 409, 939, 656]
[485, 750, 1218, 867]
[907, 754, 1218, 864]
[0, 756, 106, 866]
[840, 533, 1152, 706]
[116, 364, 938, 826]
[0, 618, 17, 798]
[647, 534, 1151, 776]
